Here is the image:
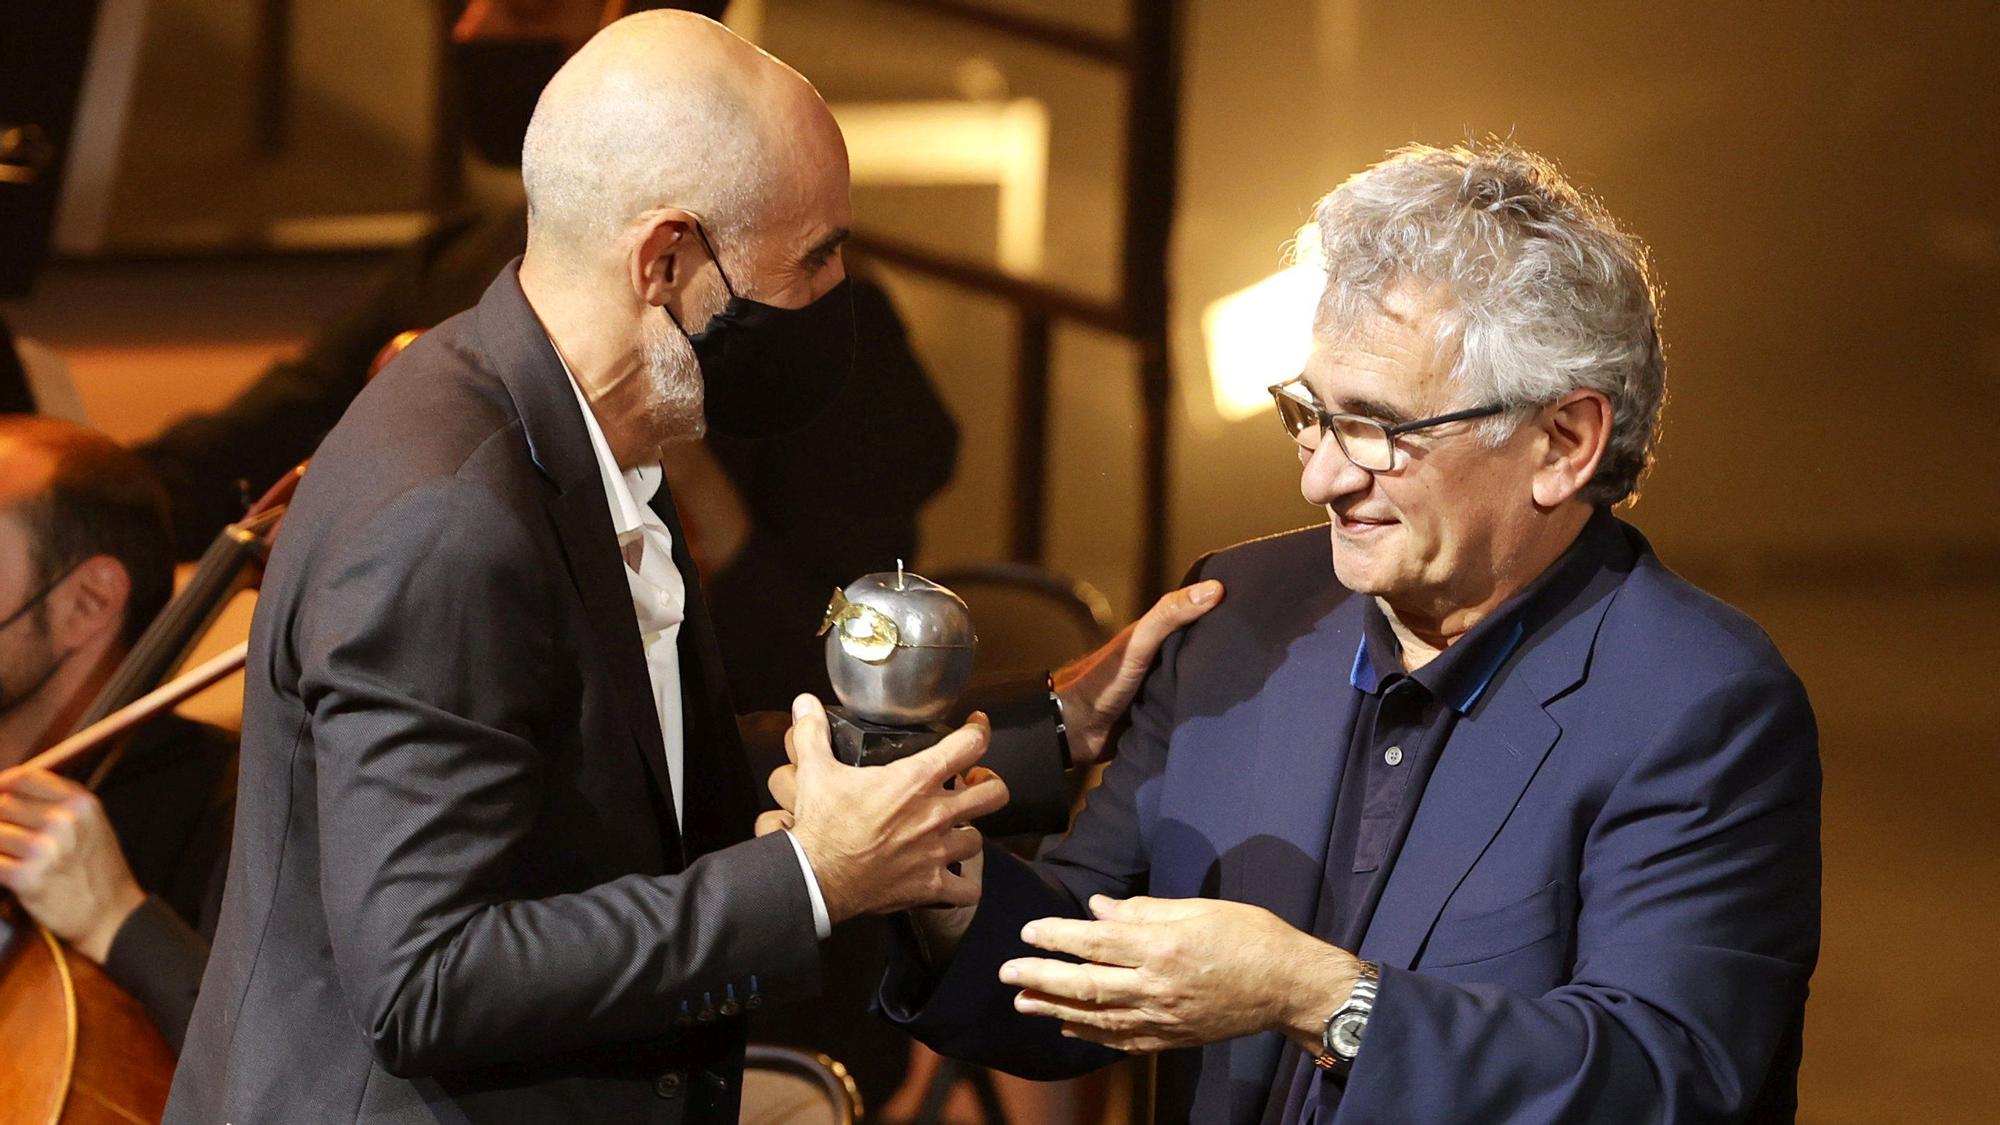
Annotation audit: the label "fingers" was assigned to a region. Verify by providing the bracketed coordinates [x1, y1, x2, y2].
[941, 772, 1009, 825]
[754, 810, 795, 838]
[943, 824, 983, 864]
[0, 767, 83, 803]
[1058, 1021, 1167, 1054]
[1129, 580, 1224, 657]
[785, 694, 835, 770]
[0, 822, 40, 859]
[0, 789, 59, 830]
[766, 764, 798, 812]
[900, 713, 991, 789]
[1088, 894, 1204, 923]
[928, 866, 985, 908]
[1017, 917, 1150, 967]
[999, 957, 1145, 1007]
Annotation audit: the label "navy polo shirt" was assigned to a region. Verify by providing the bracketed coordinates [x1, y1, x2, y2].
[1316, 510, 1617, 956]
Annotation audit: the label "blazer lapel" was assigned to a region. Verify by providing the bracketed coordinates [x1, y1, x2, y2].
[1233, 593, 1369, 937]
[471, 261, 681, 853]
[650, 482, 761, 858]
[1358, 555, 1630, 970]
[1356, 673, 1559, 968]
[548, 490, 681, 834]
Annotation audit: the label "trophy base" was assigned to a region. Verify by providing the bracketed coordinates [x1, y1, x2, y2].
[827, 708, 952, 767]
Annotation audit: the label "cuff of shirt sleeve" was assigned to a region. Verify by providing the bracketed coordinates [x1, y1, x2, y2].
[103, 893, 210, 1054]
[783, 829, 833, 940]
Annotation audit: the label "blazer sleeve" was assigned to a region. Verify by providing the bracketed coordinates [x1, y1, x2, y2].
[1330, 668, 1822, 1124]
[877, 561, 1211, 1080]
[296, 479, 823, 1078]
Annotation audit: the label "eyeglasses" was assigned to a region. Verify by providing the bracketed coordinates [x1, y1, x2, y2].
[1266, 377, 1509, 472]
[0, 561, 82, 633]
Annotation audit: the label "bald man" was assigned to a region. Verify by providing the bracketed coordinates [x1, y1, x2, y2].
[166, 15, 1033, 1123]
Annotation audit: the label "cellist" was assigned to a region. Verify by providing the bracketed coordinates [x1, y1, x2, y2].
[0, 415, 236, 1054]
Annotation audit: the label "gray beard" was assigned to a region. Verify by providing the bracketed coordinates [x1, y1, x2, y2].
[642, 315, 706, 443]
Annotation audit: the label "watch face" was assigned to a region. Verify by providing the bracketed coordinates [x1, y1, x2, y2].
[1331, 1013, 1367, 1057]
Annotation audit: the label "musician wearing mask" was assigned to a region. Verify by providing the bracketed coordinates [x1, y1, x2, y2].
[0, 415, 235, 1053]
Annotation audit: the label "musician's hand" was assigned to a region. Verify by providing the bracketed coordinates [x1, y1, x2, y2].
[0, 766, 146, 964]
[1054, 580, 1223, 766]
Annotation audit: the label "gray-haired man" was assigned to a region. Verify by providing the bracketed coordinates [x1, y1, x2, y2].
[860, 142, 1820, 1124]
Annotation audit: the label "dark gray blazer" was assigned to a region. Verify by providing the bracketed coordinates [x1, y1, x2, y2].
[167, 264, 829, 1124]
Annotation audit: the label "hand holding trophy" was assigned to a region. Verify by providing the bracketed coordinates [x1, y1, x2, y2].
[766, 564, 1002, 924]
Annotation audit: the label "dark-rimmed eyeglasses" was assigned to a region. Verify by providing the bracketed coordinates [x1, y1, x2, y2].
[0, 560, 82, 633]
[1266, 376, 1509, 472]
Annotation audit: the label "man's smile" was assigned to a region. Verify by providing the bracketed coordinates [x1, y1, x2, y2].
[1334, 510, 1399, 536]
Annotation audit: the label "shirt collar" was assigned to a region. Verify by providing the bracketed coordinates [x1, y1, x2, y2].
[1348, 508, 1618, 713]
[551, 345, 663, 540]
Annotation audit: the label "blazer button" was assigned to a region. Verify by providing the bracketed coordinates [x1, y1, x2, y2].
[654, 1071, 684, 1099]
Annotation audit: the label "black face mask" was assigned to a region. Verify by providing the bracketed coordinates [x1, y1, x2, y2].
[664, 223, 855, 438]
[451, 39, 567, 168]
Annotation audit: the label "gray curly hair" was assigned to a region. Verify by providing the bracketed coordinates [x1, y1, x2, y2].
[1310, 142, 1666, 507]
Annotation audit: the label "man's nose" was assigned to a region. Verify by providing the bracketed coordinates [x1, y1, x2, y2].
[1299, 439, 1371, 507]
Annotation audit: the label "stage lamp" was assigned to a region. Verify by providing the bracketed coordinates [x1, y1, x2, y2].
[1201, 259, 1325, 422]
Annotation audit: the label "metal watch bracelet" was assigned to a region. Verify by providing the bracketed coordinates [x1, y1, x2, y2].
[1313, 960, 1381, 1072]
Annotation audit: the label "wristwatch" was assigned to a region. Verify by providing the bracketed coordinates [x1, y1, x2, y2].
[1047, 672, 1073, 768]
[1313, 961, 1381, 1073]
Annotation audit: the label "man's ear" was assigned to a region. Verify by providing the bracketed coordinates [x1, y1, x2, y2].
[47, 555, 130, 652]
[628, 208, 704, 313]
[1530, 389, 1613, 508]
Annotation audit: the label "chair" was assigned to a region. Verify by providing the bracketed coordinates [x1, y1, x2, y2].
[741, 1045, 863, 1125]
[928, 563, 1114, 678]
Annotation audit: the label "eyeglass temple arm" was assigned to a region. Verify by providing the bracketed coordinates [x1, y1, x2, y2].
[1384, 402, 1507, 437]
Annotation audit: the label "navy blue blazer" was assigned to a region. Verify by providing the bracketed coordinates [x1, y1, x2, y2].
[884, 517, 1820, 1124]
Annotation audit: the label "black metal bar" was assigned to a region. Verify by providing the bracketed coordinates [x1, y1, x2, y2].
[863, 0, 1131, 66]
[850, 231, 1128, 335]
[253, 0, 292, 155]
[1122, 0, 1183, 601]
[1010, 312, 1052, 563]
[845, 0, 1182, 607]
[426, 0, 465, 209]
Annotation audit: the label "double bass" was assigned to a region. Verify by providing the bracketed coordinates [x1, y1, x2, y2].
[0, 467, 300, 1125]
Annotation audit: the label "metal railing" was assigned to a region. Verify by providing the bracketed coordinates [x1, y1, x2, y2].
[252, 0, 1183, 606]
[846, 0, 1184, 607]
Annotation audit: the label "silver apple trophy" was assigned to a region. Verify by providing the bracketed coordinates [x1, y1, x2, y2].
[817, 561, 977, 766]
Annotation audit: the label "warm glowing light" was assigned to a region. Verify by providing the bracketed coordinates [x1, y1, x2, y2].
[1201, 261, 1326, 422]
[832, 99, 1049, 274]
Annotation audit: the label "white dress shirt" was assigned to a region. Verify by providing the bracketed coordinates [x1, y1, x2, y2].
[557, 352, 831, 940]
